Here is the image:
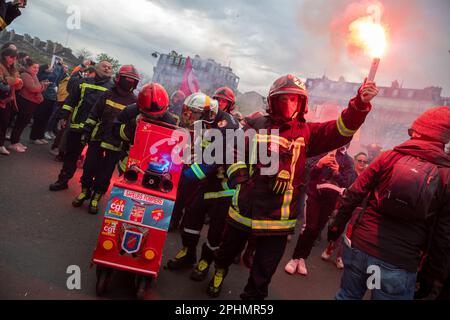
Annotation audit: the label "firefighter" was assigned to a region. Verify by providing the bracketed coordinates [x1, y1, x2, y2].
[112, 82, 178, 175]
[166, 91, 240, 282]
[168, 90, 185, 122]
[169, 88, 237, 232]
[49, 61, 114, 191]
[206, 74, 379, 299]
[213, 86, 235, 113]
[71, 65, 140, 214]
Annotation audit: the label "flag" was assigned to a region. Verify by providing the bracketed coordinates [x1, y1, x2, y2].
[179, 57, 200, 96]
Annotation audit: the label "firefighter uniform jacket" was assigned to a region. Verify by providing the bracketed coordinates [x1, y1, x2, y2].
[226, 95, 372, 236]
[83, 87, 137, 151]
[113, 104, 178, 174]
[60, 76, 113, 132]
[182, 108, 241, 184]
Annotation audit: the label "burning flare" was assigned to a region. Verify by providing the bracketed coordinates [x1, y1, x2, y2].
[348, 10, 387, 58]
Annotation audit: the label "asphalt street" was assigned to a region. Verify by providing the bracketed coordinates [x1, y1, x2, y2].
[0, 131, 343, 300]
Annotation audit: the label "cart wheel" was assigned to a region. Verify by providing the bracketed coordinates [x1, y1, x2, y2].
[96, 266, 112, 297]
[135, 275, 153, 300]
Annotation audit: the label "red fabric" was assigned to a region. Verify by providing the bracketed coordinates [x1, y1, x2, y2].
[179, 57, 199, 97]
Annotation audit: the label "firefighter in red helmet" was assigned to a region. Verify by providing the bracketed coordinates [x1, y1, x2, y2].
[207, 74, 379, 299]
[213, 86, 236, 113]
[112, 83, 178, 175]
[71, 65, 140, 214]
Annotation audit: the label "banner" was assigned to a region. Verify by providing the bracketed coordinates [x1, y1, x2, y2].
[179, 56, 200, 96]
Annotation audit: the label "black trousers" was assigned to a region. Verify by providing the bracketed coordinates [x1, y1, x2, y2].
[30, 98, 54, 140]
[215, 223, 288, 299]
[170, 173, 204, 230]
[0, 103, 12, 146]
[292, 194, 337, 259]
[10, 95, 39, 144]
[80, 141, 121, 193]
[57, 130, 85, 183]
[182, 196, 231, 263]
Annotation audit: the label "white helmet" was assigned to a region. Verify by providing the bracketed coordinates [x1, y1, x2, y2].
[181, 92, 219, 127]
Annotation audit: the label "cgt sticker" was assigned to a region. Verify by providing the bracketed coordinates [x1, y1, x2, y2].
[102, 219, 118, 237]
[151, 208, 164, 221]
[109, 198, 126, 216]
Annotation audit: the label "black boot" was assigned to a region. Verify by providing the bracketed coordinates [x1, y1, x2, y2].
[166, 247, 196, 270]
[207, 267, 228, 298]
[190, 259, 211, 281]
[49, 180, 68, 191]
[88, 192, 102, 214]
[72, 188, 91, 207]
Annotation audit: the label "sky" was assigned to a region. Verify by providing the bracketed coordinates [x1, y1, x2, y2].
[10, 0, 450, 96]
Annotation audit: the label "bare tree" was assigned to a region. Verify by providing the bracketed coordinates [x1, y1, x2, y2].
[76, 48, 93, 61]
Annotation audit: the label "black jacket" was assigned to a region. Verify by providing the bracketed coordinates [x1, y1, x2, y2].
[83, 86, 137, 151]
[306, 149, 356, 198]
[332, 139, 450, 275]
[113, 104, 178, 145]
[0, 1, 21, 31]
[60, 75, 113, 132]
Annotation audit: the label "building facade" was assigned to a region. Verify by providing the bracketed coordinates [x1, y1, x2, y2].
[152, 51, 240, 96]
[0, 29, 81, 68]
[305, 76, 449, 152]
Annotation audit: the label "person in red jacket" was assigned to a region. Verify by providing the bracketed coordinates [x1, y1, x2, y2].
[328, 106, 450, 300]
[207, 74, 378, 299]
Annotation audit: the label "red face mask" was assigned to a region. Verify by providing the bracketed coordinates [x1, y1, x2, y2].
[273, 94, 300, 121]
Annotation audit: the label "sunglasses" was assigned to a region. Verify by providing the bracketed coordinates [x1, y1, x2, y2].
[357, 159, 368, 164]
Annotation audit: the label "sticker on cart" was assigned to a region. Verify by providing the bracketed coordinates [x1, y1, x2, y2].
[123, 190, 164, 205]
[130, 204, 146, 223]
[109, 198, 126, 216]
[151, 208, 164, 221]
[121, 230, 143, 254]
[102, 219, 119, 236]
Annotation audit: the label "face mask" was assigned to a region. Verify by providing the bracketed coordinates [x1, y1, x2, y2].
[118, 76, 137, 92]
[273, 95, 300, 121]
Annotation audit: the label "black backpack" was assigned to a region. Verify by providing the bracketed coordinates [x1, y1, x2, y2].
[377, 153, 440, 222]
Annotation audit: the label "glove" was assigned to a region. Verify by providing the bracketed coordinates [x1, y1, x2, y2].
[80, 133, 90, 146]
[272, 170, 291, 195]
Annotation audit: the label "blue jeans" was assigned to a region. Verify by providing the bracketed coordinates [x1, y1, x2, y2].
[335, 244, 417, 300]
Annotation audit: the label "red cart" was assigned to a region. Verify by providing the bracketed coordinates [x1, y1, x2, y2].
[92, 119, 188, 298]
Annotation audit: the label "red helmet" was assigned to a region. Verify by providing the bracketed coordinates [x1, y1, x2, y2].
[213, 86, 235, 112]
[116, 64, 140, 81]
[137, 83, 169, 117]
[267, 74, 308, 119]
[115, 64, 140, 91]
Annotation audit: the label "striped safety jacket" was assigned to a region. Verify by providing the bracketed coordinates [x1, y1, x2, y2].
[226, 95, 372, 236]
[60, 76, 113, 132]
[82, 86, 137, 151]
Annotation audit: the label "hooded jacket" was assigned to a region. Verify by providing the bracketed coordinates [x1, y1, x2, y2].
[333, 138, 450, 274]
